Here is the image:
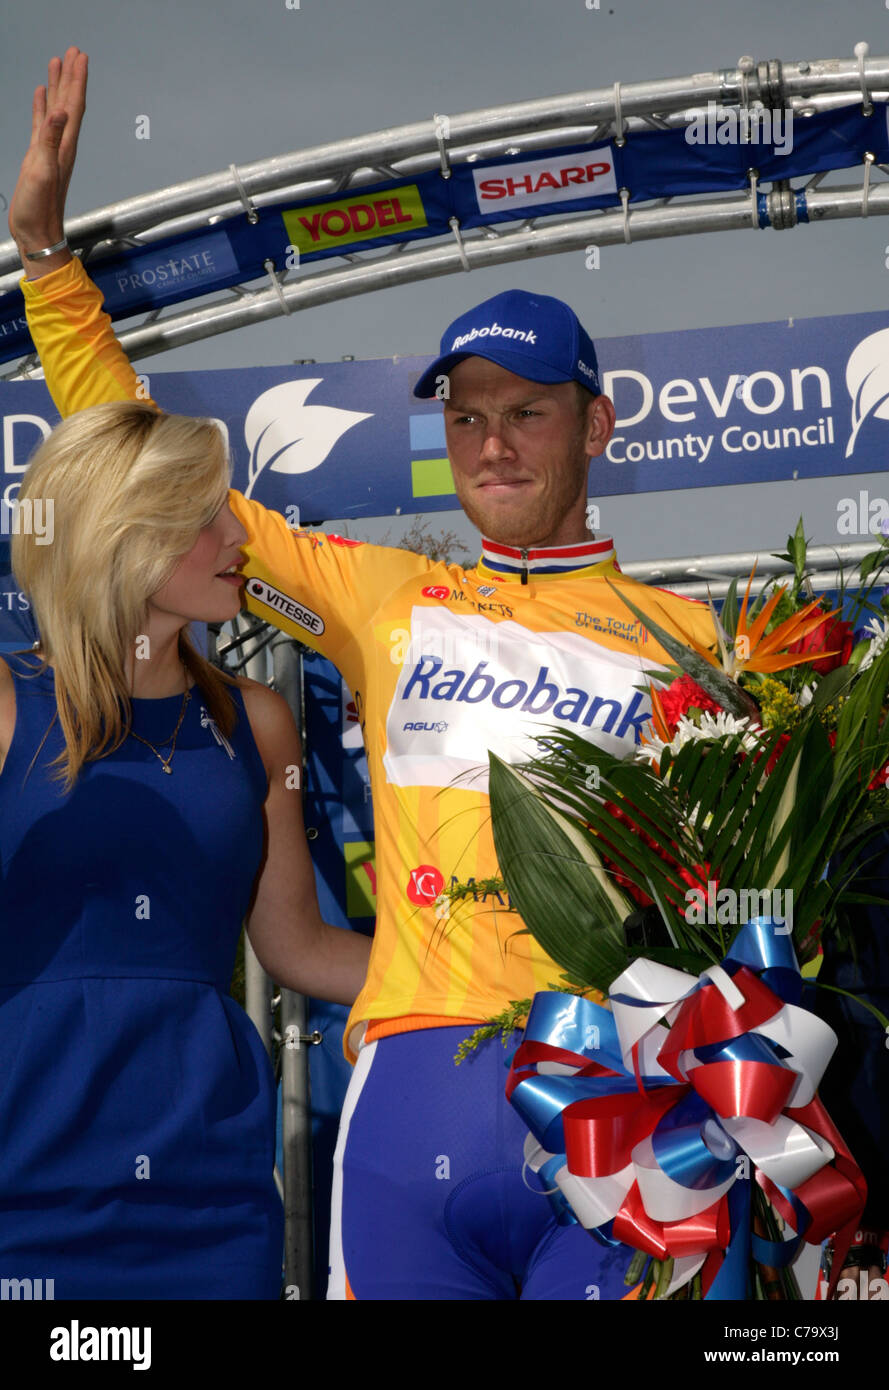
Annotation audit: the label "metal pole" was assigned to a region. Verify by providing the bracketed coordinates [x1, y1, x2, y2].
[6, 174, 888, 371]
[2, 50, 887, 277]
[271, 635, 315, 1300]
[280, 988, 314, 1300]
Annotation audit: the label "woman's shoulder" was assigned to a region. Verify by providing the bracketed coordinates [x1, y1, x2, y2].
[230, 676, 302, 771]
[0, 657, 15, 765]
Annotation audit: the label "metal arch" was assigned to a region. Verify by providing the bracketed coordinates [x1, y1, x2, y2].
[2, 49, 889, 375]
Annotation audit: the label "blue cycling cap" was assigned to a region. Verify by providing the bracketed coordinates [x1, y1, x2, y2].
[413, 289, 601, 398]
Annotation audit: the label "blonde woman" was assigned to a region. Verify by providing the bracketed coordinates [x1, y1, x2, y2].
[0, 402, 370, 1298]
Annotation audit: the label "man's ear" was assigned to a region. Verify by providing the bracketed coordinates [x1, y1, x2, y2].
[584, 394, 616, 457]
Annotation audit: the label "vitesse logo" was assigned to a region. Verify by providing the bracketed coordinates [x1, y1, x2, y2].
[246, 577, 325, 635]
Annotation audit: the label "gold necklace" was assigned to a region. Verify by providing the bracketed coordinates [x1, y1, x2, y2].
[127, 666, 192, 774]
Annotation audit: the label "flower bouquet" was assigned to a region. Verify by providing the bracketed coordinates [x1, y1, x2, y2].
[473, 521, 889, 1299]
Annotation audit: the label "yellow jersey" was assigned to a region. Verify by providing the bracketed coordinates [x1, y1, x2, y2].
[22, 258, 717, 1058]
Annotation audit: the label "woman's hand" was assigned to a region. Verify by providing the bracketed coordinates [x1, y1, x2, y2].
[9, 47, 88, 279]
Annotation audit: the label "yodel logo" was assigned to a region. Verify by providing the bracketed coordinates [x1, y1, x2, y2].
[401, 656, 651, 740]
[283, 185, 427, 255]
[473, 151, 617, 210]
[246, 578, 325, 635]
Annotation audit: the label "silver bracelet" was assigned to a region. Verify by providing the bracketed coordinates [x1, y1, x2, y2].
[23, 237, 69, 261]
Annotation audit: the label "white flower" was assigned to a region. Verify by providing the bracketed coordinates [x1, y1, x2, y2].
[856, 617, 889, 672]
[798, 684, 814, 707]
[637, 711, 761, 767]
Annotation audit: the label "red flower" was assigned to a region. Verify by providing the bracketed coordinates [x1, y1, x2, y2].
[868, 759, 889, 791]
[787, 615, 854, 675]
[659, 676, 722, 734]
[678, 863, 714, 895]
[764, 731, 791, 775]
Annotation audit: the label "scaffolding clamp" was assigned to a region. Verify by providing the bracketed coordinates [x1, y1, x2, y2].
[448, 216, 471, 271]
[263, 259, 293, 314]
[613, 81, 626, 146]
[855, 41, 874, 117]
[861, 151, 876, 217]
[434, 113, 453, 179]
[619, 187, 632, 243]
[748, 167, 760, 229]
[283, 1025, 323, 1051]
[229, 162, 259, 224]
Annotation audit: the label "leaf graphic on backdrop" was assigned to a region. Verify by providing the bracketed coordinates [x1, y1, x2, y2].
[845, 329, 889, 458]
[243, 380, 372, 498]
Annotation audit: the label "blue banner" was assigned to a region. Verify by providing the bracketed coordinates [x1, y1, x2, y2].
[5, 300, 889, 586]
[1, 102, 887, 363]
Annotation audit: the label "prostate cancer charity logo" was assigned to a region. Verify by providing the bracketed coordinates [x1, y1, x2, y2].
[845, 328, 889, 458]
[243, 380, 372, 499]
[283, 185, 427, 256]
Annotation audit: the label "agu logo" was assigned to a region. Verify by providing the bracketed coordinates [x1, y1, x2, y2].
[406, 864, 445, 905]
[422, 585, 450, 600]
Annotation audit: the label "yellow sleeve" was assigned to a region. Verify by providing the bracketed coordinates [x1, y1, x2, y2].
[21, 256, 431, 674]
[21, 256, 157, 415]
[231, 492, 428, 677]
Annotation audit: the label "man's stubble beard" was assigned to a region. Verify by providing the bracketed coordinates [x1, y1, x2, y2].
[453, 427, 592, 548]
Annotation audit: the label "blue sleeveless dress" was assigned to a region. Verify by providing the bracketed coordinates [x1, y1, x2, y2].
[0, 652, 283, 1299]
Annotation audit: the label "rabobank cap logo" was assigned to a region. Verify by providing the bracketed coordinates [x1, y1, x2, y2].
[414, 289, 601, 399]
[845, 328, 889, 457]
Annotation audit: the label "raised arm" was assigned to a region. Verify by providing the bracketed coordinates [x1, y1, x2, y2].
[10, 47, 155, 415]
[9, 47, 86, 282]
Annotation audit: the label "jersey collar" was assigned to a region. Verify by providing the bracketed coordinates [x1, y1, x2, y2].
[475, 534, 619, 583]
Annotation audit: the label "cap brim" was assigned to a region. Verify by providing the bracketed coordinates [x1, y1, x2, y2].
[413, 348, 574, 399]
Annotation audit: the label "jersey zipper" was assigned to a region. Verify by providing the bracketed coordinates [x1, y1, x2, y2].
[521, 548, 529, 585]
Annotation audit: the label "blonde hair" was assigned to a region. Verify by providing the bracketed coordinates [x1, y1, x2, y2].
[12, 400, 240, 790]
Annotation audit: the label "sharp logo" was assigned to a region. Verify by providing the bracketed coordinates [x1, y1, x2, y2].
[845, 328, 889, 457]
[246, 578, 325, 635]
[243, 380, 372, 499]
[473, 151, 617, 210]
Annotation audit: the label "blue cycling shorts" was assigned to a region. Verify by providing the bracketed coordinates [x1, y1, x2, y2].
[327, 1024, 634, 1300]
